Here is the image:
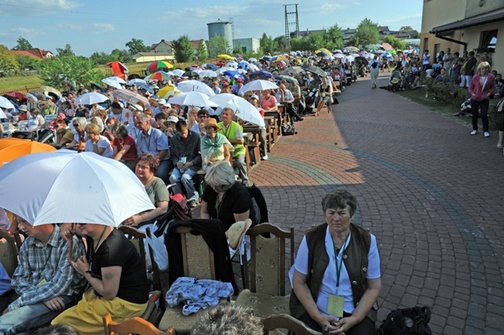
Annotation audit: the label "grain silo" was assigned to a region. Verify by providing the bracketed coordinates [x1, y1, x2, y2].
[207, 20, 233, 52]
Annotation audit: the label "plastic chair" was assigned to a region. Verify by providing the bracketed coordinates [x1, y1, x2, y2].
[234, 223, 295, 318]
[263, 313, 329, 335]
[103, 313, 174, 335]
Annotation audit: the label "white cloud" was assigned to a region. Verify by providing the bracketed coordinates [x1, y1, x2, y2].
[0, 0, 80, 15]
[56, 24, 83, 31]
[11, 27, 35, 35]
[92, 23, 115, 32]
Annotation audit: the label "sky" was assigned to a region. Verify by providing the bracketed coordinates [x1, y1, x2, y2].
[0, 0, 423, 57]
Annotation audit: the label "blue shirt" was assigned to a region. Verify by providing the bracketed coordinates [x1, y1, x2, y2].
[132, 126, 169, 159]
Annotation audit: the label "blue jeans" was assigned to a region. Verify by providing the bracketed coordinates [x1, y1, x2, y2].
[233, 153, 249, 183]
[0, 295, 74, 334]
[156, 159, 172, 185]
[169, 168, 198, 201]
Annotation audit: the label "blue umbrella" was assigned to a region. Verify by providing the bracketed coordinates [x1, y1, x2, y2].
[249, 70, 273, 80]
[204, 63, 218, 70]
[223, 70, 244, 81]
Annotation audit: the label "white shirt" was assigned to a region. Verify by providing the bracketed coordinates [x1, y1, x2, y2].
[85, 135, 113, 158]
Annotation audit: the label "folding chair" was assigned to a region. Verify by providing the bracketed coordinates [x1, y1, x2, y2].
[103, 312, 174, 335]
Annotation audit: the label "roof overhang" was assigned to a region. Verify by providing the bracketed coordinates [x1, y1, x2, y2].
[430, 7, 504, 35]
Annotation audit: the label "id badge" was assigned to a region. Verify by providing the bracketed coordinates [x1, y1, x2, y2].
[36, 279, 47, 287]
[327, 294, 344, 317]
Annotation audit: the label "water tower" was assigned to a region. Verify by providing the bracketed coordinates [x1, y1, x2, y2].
[207, 20, 233, 53]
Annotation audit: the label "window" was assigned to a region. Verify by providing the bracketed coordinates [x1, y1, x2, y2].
[479, 30, 497, 53]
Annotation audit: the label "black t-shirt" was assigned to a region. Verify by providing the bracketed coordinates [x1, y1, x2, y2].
[202, 182, 256, 231]
[87, 229, 149, 304]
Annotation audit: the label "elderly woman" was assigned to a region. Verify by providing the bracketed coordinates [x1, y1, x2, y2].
[52, 222, 149, 335]
[53, 119, 75, 148]
[83, 123, 113, 157]
[469, 61, 496, 138]
[26, 108, 45, 133]
[290, 189, 381, 335]
[110, 123, 137, 170]
[200, 118, 233, 172]
[66, 117, 87, 151]
[200, 160, 256, 231]
[260, 89, 278, 111]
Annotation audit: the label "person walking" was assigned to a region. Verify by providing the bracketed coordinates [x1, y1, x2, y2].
[468, 62, 496, 137]
[369, 56, 380, 89]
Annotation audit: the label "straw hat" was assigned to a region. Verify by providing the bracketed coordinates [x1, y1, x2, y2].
[226, 219, 252, 250]
[204, 118, 221, 130]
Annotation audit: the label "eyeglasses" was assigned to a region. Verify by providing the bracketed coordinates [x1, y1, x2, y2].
[76, 223, 87, 226]
[73, 124, 79, 127]
[199, 115, 208, 118]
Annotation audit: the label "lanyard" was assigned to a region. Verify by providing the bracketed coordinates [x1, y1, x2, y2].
[333, 233, 350, 291]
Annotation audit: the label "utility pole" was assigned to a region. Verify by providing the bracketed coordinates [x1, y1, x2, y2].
[284, 4, 299, 51]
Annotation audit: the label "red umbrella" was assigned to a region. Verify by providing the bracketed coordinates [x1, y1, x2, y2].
[146, 61, 173, 73]
[107, 61, 129, 79]
[2, 91, 27, 101]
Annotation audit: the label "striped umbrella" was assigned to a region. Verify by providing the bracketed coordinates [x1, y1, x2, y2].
[111, 89, 150, 107]
[146, 61, 173, 73]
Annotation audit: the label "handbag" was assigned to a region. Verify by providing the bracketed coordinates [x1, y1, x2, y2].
[496, 98, 504, 112]
[377, 306, 432, 335]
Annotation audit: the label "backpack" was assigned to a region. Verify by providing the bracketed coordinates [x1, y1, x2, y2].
[377, 306, 432, 335]
[371, 61, 378, 69]
[281, 123, 296, 135]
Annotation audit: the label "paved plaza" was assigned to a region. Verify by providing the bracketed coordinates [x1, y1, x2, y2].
[249, 75, 504, 335]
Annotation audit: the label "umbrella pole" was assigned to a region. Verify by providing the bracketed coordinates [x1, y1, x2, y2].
[67, 223, 74, 263]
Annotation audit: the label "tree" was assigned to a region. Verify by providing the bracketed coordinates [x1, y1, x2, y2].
[400, 26, 414, 31]
[324, 24, 344, 51]
[16, 55, 41, 70]
[260, 33, 276, 55]
[352, 18, 380, 48]
[172, 35, 194, 63]
[195, 40, 209, 61]
[13, 37, 32, 50]
[0, 44, 19, 73]
[125, 38, 150, 55]
[56, 44, 75, 57]
[38, 56, 105, 89]
[207, 35, 230, 58]
[274, 36, 288, 52]
[383, 36, 407, 51]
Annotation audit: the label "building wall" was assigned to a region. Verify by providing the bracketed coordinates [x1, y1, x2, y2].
[463, 22, 503, 71]
[233, 38, 260, 53]
[207, 21, 233, 52]
[134, 55, 175, 63]
[153, 43, 172, 54]
[466, 0, 503, 17]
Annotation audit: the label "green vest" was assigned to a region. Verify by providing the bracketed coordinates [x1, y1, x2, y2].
[218, 121, 245, 157]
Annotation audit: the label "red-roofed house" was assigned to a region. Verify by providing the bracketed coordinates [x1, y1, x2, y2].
[10, 48, 53, 59]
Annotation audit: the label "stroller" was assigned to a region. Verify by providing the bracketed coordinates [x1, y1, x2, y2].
[389, 69, 403, 91]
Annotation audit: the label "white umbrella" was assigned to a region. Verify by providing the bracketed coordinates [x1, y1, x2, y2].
[76, 92, 109, 105]
[345, 55, 355, 63]
[247, 64, 259, 72]
[170, 69, 185, 77]
[333, 53, 345, 59]
[226, 61, 238, 69]
[216, 67, 231, 75]
[248, 58, 258, 63]
[239, 80, 278, 94]
[210, 94, 265, 128]
[128, 78, 147, 86]
[168, 92, 218, 108]
[176, 80, 215, 97]
[0, 150, 154, 226]
[0, 108, 6, 119]
[102, 76, 127, 89]
[199, 70, 217, 78]
[0, 96, 15, 109]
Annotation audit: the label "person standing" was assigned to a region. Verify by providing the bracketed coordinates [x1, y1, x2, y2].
[422, 50, 431, 70]
[460, 51, 477, 89]
[442, 48, 454, 76]
[369, 56, 380, 89]
[469, 62, 496, 137]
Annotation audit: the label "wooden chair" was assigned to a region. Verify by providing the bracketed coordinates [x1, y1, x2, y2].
[159, 225, 229, 333]
[263, 313, 329, 335]
[234, 223, 295, 317]
[103, 313, 174, 335]
[0, 230, 21, 277]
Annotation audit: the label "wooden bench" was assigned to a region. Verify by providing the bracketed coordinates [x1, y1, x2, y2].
[243, 131, 260, 170]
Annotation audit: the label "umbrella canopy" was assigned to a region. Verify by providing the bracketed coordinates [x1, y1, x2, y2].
[381, 42, 394, 51]
[210, 94, 265, 128]
[41, 86, 62, 99]
[302, 65, 327, 77]
[218, 54, 234, 60]
[0, 108, 6, 119]
[248, 58, 258, 63]
[146, 61, 173, 73]
[0, 138, 56, 167]
[249, 70, 273, 80]
[355, 56, 369, 65]
[199, 70, 217, 78]
[203, 64, 218, 70]
[343, 46, 359, 52]
[282, 66, 304, 76]
[0, 96, 15, 109]
[101, 76, 126, 89]
[145, 71, 171, 82]
[182, 70, 199, 78]
[170, 69, 185, 77]
[0, 151, 154, 226]
[239, 80, 278, 94]
[315, 48, 332, 57]
[111, 89, 150, 107]
[176, 80, 215, 97]
[127, 78, 147, 86]
[333, 53, 345, 59]
[276, 75, 299, 85]
[2, 91, 27, 101]
[158, 84, 179, 99]
[168, 92, 218, 108]
[76, 92, 109, 105]
[223, 70, 244, 80]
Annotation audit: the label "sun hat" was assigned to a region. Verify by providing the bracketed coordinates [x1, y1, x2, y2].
[226, 219, 252, 250]
[157, 98, 166, 105]
[167, 116, 179, 123]
[131, 104, 144, 111]
[250, 94, 259, 100]
[204, 118, 221, 130]
[19, 105, 28, 112]
[58, 113, 66, 119]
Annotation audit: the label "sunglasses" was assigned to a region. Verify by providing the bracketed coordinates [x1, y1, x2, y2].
[73, 124, 79, 127]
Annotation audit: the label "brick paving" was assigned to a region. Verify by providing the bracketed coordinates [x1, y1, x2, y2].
[248, 75, 504, 335]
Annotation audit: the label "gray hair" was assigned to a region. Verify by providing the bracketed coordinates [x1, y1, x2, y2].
[222, 107, 235, 116]
[205, 160, 236, 192]
[321, 189, 357, 216]
[192, 305, 262, 335]
[136, 113, 151, 123]
[72, 117, 87, 129]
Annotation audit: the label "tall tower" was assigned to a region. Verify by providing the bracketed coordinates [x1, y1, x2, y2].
[284, 4, 299, 51]
[207, 20, 234, 53]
